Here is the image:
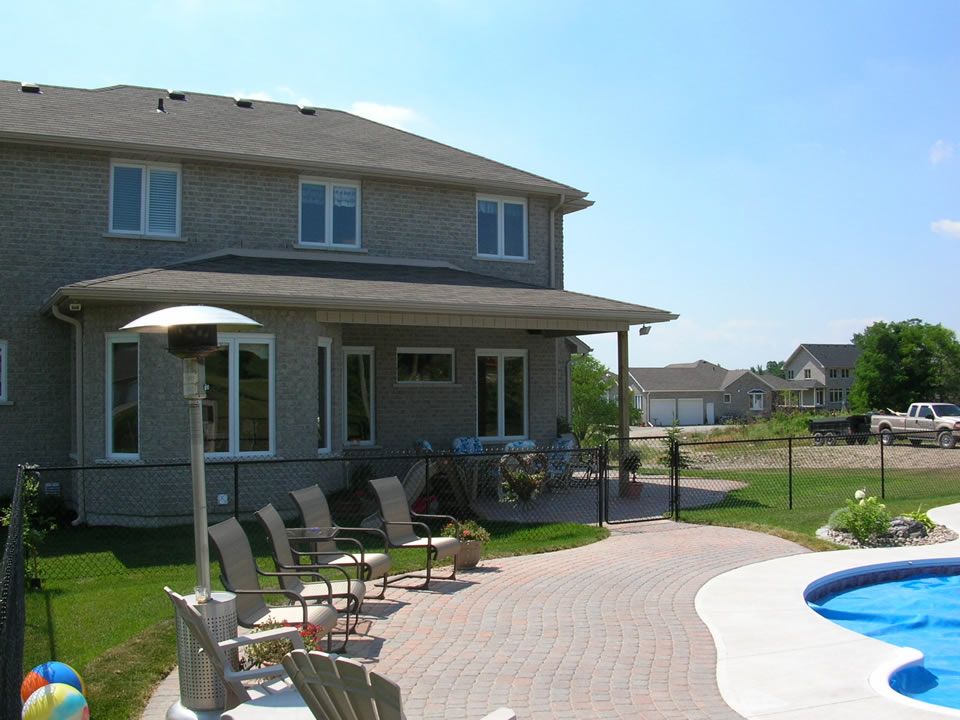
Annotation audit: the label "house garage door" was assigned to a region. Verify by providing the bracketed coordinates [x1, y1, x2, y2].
[650, 399, 676, 427]
[677, 398, 704, 425]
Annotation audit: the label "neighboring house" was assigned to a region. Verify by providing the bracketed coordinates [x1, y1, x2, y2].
[781, 344, 861, 411]
[629, 361, 775, 426]
[0, 81, 677, 506]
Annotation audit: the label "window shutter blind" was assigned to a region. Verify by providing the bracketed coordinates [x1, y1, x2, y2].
[147, 169, 179, 235]
[111, 166, 143, 232]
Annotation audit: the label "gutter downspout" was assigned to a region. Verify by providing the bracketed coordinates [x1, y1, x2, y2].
[51, 305, 85, 525]
[548, 193, 567, 290]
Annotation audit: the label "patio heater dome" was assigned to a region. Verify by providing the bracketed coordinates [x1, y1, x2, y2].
[121, 305, 261, 358]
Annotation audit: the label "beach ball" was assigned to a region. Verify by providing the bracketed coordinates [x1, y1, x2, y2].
[21, 683, 89, 720]
[21, 662, 86, 702]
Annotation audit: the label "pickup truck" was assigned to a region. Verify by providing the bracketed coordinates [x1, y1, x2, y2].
[870, 403, 960, 449]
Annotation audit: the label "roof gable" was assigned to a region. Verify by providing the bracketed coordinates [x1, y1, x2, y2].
[785, 343, 861, 368]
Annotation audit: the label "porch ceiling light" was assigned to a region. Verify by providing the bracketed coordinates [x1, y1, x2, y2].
[121, 305, 261, 596]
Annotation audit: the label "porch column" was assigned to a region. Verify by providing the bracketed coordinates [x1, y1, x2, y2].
[617, 330, 630, 496]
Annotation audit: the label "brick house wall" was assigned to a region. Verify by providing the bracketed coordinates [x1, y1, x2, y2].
[0, 140, 570, 494]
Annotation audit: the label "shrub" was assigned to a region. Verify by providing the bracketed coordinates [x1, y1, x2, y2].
[902, 506, 936, 530]
[829, 489, 891, 543]
[239, 621, 325, 670]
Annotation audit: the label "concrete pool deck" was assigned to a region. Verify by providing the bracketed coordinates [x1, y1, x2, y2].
[697, 503, 960, 719]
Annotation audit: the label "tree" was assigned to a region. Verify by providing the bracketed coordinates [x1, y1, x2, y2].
[751, 360, 785, 378]
[570, 354, 619, 446]
[849, 319, 960, 411]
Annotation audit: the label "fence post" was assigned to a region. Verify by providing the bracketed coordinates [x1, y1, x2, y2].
[599, 443, 607, 525]
[788, 437, 793, 510]
[233, 462, 240, 520]
[672, 439, 680, 521]
[880, 433, 885, 499]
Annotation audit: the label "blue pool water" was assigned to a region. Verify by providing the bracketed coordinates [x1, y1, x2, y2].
[808, 571, 960, 710]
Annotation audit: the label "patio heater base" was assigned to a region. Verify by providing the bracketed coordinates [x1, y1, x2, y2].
[171, 591, 238, 715]
[166, 700, 221, 720]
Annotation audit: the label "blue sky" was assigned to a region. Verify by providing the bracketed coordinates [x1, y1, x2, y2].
[5, 0, 958, 371]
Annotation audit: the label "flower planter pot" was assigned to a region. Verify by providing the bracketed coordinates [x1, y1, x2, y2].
[458, 540, 483, 569]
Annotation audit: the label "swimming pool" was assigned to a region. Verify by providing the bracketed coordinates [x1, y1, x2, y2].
[807, 561, 960, 712]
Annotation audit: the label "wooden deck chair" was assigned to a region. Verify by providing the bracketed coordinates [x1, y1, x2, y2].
[255, 503, 366, 631]
[163, 586, 303, 710]
[280, 649, 517, 720]
[289, 485, 393, 599]
[208, 517, 343, 651]
[368, 476, 460, 589]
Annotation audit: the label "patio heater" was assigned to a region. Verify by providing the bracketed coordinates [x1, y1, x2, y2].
[122, 305, 261, 719]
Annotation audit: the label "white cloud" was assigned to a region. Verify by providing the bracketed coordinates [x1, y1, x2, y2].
[349, 101, 421, 130]
[930, 139, 954, 165]
[931, 220, 960, 238]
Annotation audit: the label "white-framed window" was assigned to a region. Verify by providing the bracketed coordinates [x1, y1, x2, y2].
[829, 389, 844, 403]
[787, 370, 794, 379]
[299, 177, 361, 247]
[203, 334, 275, 457]
[0, 340, 8, 402]
[841, 368, 850, 378]
[804, 369, 811, 379]
[106, 334, 139, 458]
[476, 349, 527, 440]
[110, 161, 181, 236]
[397, 348, 455, 384]
[723, 393, 731, 403]
[344, 347, 375, 445]
[749, 390, 764, 411]
[829, 368, 837, 378]
[815, 388, 824, 405]
[318, 338, 332, 454]
[476, 195, 527, 259]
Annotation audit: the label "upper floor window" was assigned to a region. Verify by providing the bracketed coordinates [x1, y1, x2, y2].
[106, 335, 139, 458]
[803, 369, 811, 379]
[0, 340, 7, 402]
[829, 368, 836, 378]
[841, 368, 850, 378]
[786, 370, 794, 379]
[110, 162, 181, 236]
[300, 178, 361, 248]
[477, 195, 527, 259]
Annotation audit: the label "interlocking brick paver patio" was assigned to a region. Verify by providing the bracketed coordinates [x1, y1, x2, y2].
[143, 520, 807, 719]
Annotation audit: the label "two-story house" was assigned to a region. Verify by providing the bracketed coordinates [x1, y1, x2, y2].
[781, 344, 861, 411]
[0, 81, 676, 514]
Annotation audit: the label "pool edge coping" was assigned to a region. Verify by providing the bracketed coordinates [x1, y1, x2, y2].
[696, 503, 960, 720]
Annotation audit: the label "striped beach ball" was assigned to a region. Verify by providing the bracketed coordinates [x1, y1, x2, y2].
[21, 662, 86, 703]
[21, 683, 89, 720]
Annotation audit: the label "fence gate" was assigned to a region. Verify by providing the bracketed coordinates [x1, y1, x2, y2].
[603, 436, 678, 524]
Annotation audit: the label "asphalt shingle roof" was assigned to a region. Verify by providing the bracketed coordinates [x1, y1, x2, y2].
[0, 81, 586, 199]
[48, 252, 676, 325]
[798, 343, 862, 368]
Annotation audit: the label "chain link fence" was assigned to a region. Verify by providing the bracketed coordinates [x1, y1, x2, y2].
[1, 466, 26, 720]
[25, 444, 603, 580]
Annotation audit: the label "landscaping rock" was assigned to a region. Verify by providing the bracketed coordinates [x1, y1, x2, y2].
[816, 517, 957, 548]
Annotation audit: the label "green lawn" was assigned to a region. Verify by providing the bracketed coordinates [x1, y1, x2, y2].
[674, 467, 960, 537]
[25, 519, 607, 720]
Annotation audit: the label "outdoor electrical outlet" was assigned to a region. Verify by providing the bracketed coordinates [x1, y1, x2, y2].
[217, 494, 229, 505]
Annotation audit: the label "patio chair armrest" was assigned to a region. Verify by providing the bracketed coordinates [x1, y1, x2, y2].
[287, 526, 339, 541]
[255, 567, 336, 600]
[335, 525, 389, 544]
[219, 625, 306, 652]
[383, 519, 432, 539]
[411, 511, 459, 532]
[273, 561, 353, 585]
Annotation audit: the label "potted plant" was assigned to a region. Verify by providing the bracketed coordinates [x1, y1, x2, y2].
[441, 519, 491, 568]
